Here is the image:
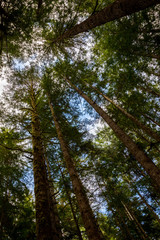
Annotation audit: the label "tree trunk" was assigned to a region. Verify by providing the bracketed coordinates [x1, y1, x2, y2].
[96, 178, 134, 240]
[45, 152, 63, 239]
[89, 84, 160, 142]
[53, 0, 160, 42]
[66, 78, 160, 190]
[116, 209, 135, 240]
[137, 190, 160, 224]
[59, 166, 83, 240]
[122, 202, 150, 240]
[47, 93, 104, 240]
[126, 177, 160, 225]
[30, 83, 59, 240]
[143, 114, 160, 128]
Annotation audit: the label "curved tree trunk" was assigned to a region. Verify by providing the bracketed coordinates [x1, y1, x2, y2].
[30, 82, 60, 240]
[53, 0, 160, 43]
[89, 84, 160, 142]
[65, 78, 160, 191]
[47, 93, 104, 240]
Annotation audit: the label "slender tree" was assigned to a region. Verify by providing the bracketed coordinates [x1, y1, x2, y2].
[87, 83, 160, 142]
[29, 79, 60, 240]
[64, 77, 160, 190]
[59, 165, 83, 240]
[46, 91, 105, 240]
[52, 0, 160, 43]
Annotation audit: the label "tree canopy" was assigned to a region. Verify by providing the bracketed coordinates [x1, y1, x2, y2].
[0, 1, 160, 239]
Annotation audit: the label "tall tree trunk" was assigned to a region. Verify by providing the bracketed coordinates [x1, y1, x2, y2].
[53, 0, 160, 42]
[59, 166, 83, 240]
[45, 152, 63, 239]
[137, 190, 160, 225]
[122, 202, 150, 240]
[47, 93, 104, 240]
[116, 209, 135, 240]
[30, 83, 59, 240]
[126, 178, 160, 224]
[88, 83, 160, 142]
[96, 178, 134, 240]
[65, 78, 160, 190]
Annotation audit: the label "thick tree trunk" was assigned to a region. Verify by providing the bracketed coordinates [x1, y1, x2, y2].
[30, 83, 59, 240]
[89, 84, 160, 142]
[66, 78, 160, 190]
[53, 0, 160, 42]
[47, 94, 104, 240]
[59, 166, 83, 240]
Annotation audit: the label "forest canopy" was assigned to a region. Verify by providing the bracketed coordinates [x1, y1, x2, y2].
[0, 0, 160, 239]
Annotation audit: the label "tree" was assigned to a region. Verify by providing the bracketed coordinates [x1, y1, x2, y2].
[1, 1, 160, 239]
[51, 0, 160, 43]
[0, 129, 36, 240]
[44, 86, 104, 240]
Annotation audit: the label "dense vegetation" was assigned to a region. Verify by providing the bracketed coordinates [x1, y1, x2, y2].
[0, 0, 160, 239]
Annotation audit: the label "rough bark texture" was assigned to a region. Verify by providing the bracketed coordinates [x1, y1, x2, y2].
[66, 79, 160, 190]
[45, 154, 63, 239]
[90, 84, 160, 142]
[30, 83, 59, 240]
[47, 94, 104, 240]
[53, 0, 160, 42]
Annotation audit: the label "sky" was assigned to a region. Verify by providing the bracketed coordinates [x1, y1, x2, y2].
[0, 78, 6, 96]
[0, 77, 6, 90]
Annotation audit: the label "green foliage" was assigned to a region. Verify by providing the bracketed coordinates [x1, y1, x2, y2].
[0, 1, 160, 239]
[0, 129, 35, 240]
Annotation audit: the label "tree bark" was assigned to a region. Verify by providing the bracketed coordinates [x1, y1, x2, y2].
[52, 0, 160, 42]
[89, 84, 160, 142]
[30, 82, 59, 240]
[59, 166, 83, 240]
[47, 93, 104, 240]
[66, 78, 160, 190]
[122, 202, 150, 240]
[45, 152, 63, 239]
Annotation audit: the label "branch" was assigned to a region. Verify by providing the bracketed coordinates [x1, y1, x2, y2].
[0, 143, 32, 154]
[91, 0, 99, 15]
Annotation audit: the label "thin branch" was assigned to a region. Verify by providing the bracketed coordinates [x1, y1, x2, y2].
[0, 143, 32, 154]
